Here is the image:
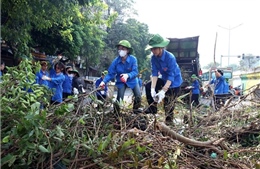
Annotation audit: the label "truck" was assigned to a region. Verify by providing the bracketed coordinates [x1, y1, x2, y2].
[166, 36, 201, 102]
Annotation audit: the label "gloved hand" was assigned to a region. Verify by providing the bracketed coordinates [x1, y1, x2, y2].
[185, 86, 193, 89]
[151, 88, 156, 98]
[100, 91, 105, 95]
[73, 88, 79, 95]
[99, 81, 105, 89]
[120, 74, 129, 83]
[155, 90, 165, 103]
[42, 75, 51, 81]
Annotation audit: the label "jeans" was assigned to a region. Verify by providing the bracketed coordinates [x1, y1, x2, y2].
[114, 83, 141, 113]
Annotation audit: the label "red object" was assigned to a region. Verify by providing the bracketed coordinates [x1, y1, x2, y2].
[100, 85, 105, 89]
[120, 77, 126, 83]
[199, 69, 203, 76]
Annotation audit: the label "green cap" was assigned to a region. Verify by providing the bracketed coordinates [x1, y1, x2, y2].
[68, 69, 80, 77]
[116, 40, 133, 53]
[102, 70, 108, 76]
[191, 74, 197, 79]
[145, 34, 170, 50]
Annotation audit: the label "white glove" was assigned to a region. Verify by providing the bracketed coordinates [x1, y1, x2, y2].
[120, 74, 129, 83]
[185, 86, 193, 89]
[99, 81, 105, 88]
[151, 88, 156, 98]
[100, 91, 105, 95]
[155, 90, 165, 103]
[42, 75, 51, 81]
[73, 88, 79, 95]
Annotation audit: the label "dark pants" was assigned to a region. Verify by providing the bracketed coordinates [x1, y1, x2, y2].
[63, 92, 72, 99]
[145, 79, 180, 120]
[191, 94, 200, 106]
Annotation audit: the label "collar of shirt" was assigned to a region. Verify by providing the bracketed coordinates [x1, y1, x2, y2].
[117, 55, 131, 64]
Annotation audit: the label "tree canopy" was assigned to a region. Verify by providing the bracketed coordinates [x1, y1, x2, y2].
[1, 0, 153, 78]
[1, 0, 114, 60]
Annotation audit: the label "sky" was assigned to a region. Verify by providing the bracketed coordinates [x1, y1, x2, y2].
[133, 0, 260, 68]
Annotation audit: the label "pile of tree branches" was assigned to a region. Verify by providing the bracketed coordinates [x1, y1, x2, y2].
[1, 59, 260, 169]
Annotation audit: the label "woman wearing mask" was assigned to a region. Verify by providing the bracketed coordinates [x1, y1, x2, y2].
[99, 40, 141, 114]
[68, 69, 85, 95]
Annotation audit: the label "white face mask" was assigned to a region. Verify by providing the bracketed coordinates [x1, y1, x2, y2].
[118, 50, 127, 57]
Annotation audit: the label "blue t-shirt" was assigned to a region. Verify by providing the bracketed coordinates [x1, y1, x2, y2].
[210, 76, 227, 94]
[151, 50, 183, 88]
[103, 55, 139, 89]
[35, 70, 49, 87]
[49, 69, 65, 103]
[192, 79, 200, 94]
[62, 74, 73, 94]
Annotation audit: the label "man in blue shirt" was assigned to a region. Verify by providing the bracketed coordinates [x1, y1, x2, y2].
[99, 40, 141, 114]
[207, 69, 229, 108]
[144, 34, 183, 124]
[208, 69, 227, 94]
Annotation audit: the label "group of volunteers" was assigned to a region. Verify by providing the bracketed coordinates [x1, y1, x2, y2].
[35, 56, 84, 105]
[32, 33, 228, 123]
[96, 33, 230, 124]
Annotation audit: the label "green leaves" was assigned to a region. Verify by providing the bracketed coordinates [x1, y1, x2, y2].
[2, 136, 10, 143]
[38, 145, 50, 153]
[1, 154, 17, 167]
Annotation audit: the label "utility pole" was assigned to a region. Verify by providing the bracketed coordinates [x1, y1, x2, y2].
[213, 32, 218, 67]
[218, 23, 243, 66]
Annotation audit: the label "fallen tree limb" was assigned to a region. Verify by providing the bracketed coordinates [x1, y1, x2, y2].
[156, 122, 225, 154]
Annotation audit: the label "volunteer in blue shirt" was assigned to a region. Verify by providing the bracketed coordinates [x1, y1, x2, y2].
[144, 34, 183, 124]
[35, 61, 49, 87]
[95, 70, 108, 109]
[190, 74, 200, 106]
[208, 69, 227, 94]
[99, 40, 141, 114]
[43, 61, 65, 104]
